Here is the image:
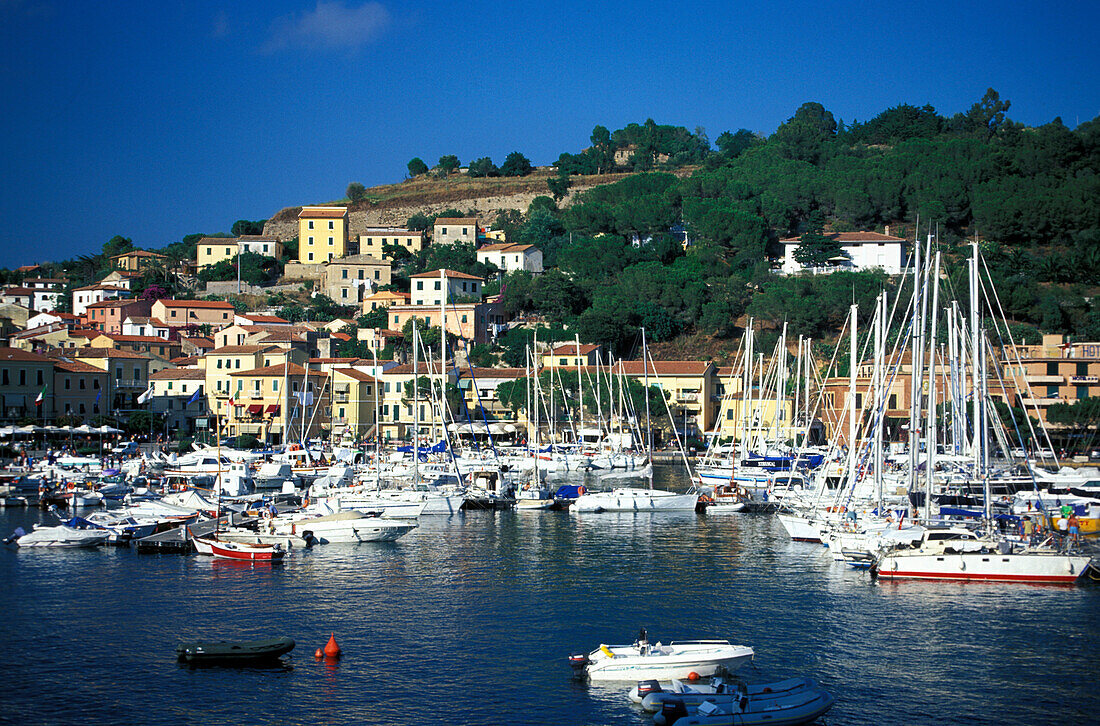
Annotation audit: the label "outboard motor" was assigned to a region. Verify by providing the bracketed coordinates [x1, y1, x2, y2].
[654, 698, 688, 726]
[301, 531, 317, 548]
[568, 653, 590, 677]
[637, 679, 662, 698]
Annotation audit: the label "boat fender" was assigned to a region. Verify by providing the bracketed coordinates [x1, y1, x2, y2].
[687, 671, 700, 681]
[959, 560, 966, 571]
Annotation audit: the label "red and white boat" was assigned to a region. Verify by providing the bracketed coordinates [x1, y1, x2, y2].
[194, 535, 286, 562]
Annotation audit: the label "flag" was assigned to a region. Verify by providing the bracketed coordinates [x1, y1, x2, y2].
[95, 390, 101, 404]
[187, 386, 202, 406]
[137, 386, 153, 404]
[34, 387, 45, 406]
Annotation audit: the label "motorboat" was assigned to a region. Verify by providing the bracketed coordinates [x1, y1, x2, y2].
[195, 536, 286, 562]
[270, 509, 415, 544]
[569, 633, 753, 682]
[176, 636, 295, 664]
[15, 518, 110, 548]
[655, 682, 835, 726]
[572, 487, 698, 513]
[630, 676, 817, 713]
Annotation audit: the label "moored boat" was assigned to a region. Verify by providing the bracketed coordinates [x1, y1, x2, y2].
[197, 536, 286, 562]
[176, 635, 295, 663]
[570, 633, 753, 682]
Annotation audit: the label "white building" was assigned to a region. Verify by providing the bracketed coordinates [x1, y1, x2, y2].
[409, 269, 483, 306]
[121, 316, 170, 339]
[779, 231, 907, 275]
[432, 217, 479, 246]
[476, 243, 543, 274]
[72, 284, 127, 316]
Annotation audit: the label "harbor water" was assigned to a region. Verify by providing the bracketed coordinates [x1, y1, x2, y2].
[3, 466, 1098, 726]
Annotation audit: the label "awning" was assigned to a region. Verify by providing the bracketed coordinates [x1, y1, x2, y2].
[265, 405, 280, 415]
[247, 404, 263, 414]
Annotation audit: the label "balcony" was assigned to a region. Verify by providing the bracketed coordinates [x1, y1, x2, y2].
[1019, 397, 1064, 407]
[114, 379, 146, 389]
[678, 392, 701, 403]
[333, 394, 350, 404]
[1024, 375, 1063, 385]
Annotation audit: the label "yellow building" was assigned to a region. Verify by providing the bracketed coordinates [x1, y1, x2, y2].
[712, 397, 797, 442]
[377, 360, 456, 441]
[226, 362, 329, 444]
[542, 343, 602, 369]
[298, 206, 349, 264]
[331, 368, 379, 441]
[611, 360, 717, 438]
[111, 250, 168, 272]
[200, 345, 306, 412]
[195, 237, 239, 271]
[359, 229, 426, 261]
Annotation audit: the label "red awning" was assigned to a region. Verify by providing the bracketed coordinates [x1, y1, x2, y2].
[247, 404, 263, 414]
[265, 405, 280, 414]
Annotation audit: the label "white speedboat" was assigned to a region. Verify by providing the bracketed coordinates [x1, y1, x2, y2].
[271, 510, 415, 544]
[569, 636, 753, 682]
[16, 521, 109, 548]
[573, 487, 698, 513]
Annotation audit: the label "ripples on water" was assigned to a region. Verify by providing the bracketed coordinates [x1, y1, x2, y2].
[2, 467, 1098, 726]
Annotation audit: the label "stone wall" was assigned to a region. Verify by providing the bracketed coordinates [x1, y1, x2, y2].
[203, 281, 307, 296]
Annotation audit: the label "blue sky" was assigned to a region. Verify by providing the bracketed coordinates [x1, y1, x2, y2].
[1, 0, 1097, 268]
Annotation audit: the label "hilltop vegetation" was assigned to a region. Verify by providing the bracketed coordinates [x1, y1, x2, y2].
[19, 89, 1100, 361]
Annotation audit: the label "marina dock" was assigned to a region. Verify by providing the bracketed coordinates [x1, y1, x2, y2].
[132, 515, 257, 554]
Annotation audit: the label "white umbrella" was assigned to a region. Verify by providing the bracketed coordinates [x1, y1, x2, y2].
[0, 426, 15, 438]
[73, 424, 95, 434]
[16, 425, 38, 435]
[97, 425, 123, 434]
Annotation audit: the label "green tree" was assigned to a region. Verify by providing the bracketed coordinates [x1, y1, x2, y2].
[346, 182, 367, 202]
[792, 211, 845, 267]
[358, 306, 389, 329]
[468, 343, 496, 367]
[500, 151, 533, 177]
[468, 157, 499, 178]
[407, 157, 429, 176]
[230, 219, 267, 236]
[547, 173, 572, 202]
[406, 213, 432, 231]
[437, 155, 460, 174]
[103, 235, 135, 260]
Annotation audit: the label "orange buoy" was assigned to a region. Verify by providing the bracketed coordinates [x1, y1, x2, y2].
[323, 633, 342, 658]
[314, 648, 323, 659]
[688, 671, 700, 681]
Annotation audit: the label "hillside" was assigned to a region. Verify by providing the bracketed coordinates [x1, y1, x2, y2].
[261, 168, 675, 240]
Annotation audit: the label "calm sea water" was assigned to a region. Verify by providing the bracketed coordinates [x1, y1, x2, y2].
[2, 467, 1098, 726]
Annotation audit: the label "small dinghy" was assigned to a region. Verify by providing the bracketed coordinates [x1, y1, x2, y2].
[630, 676, 816, 712]
[176, 636, 295, 664]
[194, 535, 286, 562]
[654, 682, 835, 726]
[570, 629, 753, 682]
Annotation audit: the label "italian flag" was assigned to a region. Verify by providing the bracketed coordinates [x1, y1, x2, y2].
[35, 387, 45, 406]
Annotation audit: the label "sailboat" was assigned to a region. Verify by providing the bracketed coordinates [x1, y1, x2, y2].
[517, 343, 554, 510]
[573, 330, 698, 513]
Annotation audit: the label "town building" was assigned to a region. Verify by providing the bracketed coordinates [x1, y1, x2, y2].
[388, 301, 505, 346]
[99, 270, 144, 291]
[196, 236, 285, 271]
[152, 299, 235, 329]
[52, 356, 108, 421]
[359, 228, 426, 261]
[542, 344, 603, 369]
[377, 360, 457, 441]
[476, 243, 544, 274]
[88, 333, 181, 361]
[331, 368, 379, 442]
[111, 249, 168, 272]
[323, 254, 392, 304]
[298, 206, 350, 264]
[611, 360, 718, 438]
[149, 368, 207, 433]
[432, 217, 478, 246]
[121, 316, 170, 339]
[363, 290, 409, 312]
[225, 362, 329, 444]
[409, 269, 483, 306]
[779, 231, 907, 275]
[72, 284, 127, 316]
[85, 299, 154, 335]
[0, 347, 53, 422]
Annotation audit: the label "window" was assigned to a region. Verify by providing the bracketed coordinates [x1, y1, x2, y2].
[435, 281, 441, 291]
[18, 370, 25, 386]
[308, 252, 314, 261]
[462, 228, 468, 235]
[93, 379, 99, 389]
[167, 382, 173, 390]
[308, 236, 314, 244]
[80, 403, 86, 414]
[384, 382, 390, 393]
[217, 359, 223, 369]
[1077, 362, 1089, 376]
[461, 314, 467, 323]
[273, 380, 278, 392]
[328, 237, 334, 246]
[341, 289, 348, 299]
[1077, 385, 1090, 400]
[338, 407, 345, 418]
[79, 378, 86, 390]
[237, 380, 243, 391]
[560, 358, 568, 366]
[263, 244, 269, 253]
[206, 247, 212, 256]
[416, 281, 424, 291]
[167, 400, 173, 410]
[329, 221, 334, 230]
[64, 377, 71, 390]
[36, 370, 42, 386]
[342, 269, 348, 279]
[855, 393, 863, 409]
[358, 270, 364, 279]
[328, 254, 333, 261]
[235, 360, 241, 369]
[462, 282, 467, 291]
[1047, 385, 1060, 397]
[1047, 362, 1059, 376]
[374, 270, 380, 280]
[888, 394, 897, 409]
[309, 221, 314, 229]
[441, 227, 447, 235]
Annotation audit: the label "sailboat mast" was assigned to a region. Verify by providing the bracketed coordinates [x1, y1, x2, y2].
[874, 292, 884, 513]
[847, 304, 858, 493]
[924, 250, 941, 523]
[412, 323, 419, 486]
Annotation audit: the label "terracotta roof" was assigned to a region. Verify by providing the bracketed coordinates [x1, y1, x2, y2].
[549, 343, 600, 356]
[3, 287, 35, 295]
[156, 299, 234, 309]
[310, 357, 359, 364]
[71, 348, 154, 360]
[298, 206, 347, 219]
[0, 347, 52, 363]
[206, 345, 271, 355]
[383, 361, 451, 376]
[13, 324, 69, 339]
[111, 250, 167, 259]
[74, 284, 127, 292]
[151, 368, 205, 380]
[409, 268, 483, 281]
[101, 334, 178, 344]
[69, 329, 102, 339]
[434, 217, 478, 225]
[331, 332, 351, 341]
[458, 368, 528, 379]
[237, 235, 279, 242]
[255, 331, 309, 343]
[333, 367, 378, 383]
[170, 355, 200, 366]
[231, 363, 327, 378]
[86, 299, 144, 309]
[181, 336, 215, 349]
[104, 270, 143, 278]
[366, 291, 410, 300]
[197, 236, 238, 244]
[779, 231, 905, 244]
[54, 359, 105, 374]
[612, 360, 712, 377]
[239, 314, 288, 324]
[23, 278, 64, 284]
[15, 265, 40, 273]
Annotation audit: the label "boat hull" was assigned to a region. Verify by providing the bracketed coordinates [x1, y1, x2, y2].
[176, 636, 295, 663]
[582, 642, 754, 682]
[874, 552, 1093, 585]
